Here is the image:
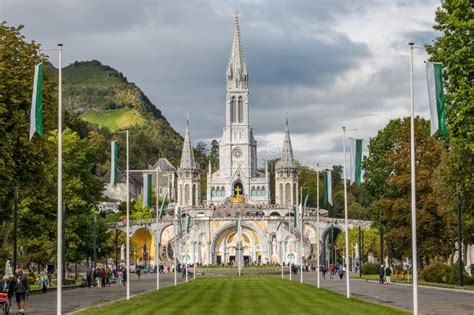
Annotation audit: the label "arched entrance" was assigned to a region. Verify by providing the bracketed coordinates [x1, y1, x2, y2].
[322, 225, 342, 267]
[213, 224, 262, 265]
[159, 225, 175, 264]
[131, 227, 155, 268]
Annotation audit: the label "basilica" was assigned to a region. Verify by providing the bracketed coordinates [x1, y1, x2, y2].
[121, 13, 368, 268]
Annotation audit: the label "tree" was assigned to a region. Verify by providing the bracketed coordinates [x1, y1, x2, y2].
[209, 139, 219, 170]
[335, 227, 381, 261]
[426, 0, 474, 249]
[364, 117, 455, 263]
[0, 23, 58, 262]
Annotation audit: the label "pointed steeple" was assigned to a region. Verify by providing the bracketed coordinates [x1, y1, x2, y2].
[179, 120, 197, 170]
[276, 119, 296, 170]
[227, 10, 248, 88]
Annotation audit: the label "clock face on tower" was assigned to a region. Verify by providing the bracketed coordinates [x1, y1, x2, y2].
[232, 147, 242, 159]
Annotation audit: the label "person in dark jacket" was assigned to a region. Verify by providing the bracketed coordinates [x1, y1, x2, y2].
[379, 264, 385, 284]
[12, 268, 29, 314]
[385, 266, 392, 284]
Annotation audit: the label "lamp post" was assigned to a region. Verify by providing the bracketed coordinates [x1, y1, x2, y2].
[299, 186, 308, 284]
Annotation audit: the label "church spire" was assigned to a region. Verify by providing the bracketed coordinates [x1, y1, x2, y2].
[227, 10, 248, 89]
[277, 119, 296, 170]
[179, 120, 197, 170]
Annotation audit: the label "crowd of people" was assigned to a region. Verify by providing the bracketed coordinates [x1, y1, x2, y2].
[84, 265, 127, 288]
[0, 267, 30, 314]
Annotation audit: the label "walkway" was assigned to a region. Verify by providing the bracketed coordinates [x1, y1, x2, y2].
[291, 272, 474, 314]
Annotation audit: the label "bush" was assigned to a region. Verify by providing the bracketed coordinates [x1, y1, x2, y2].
[448, 260, 471, 285]
[362, 263, 380, 275]
[420, 262, 451, 283]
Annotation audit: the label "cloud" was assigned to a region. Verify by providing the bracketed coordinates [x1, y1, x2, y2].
[1, 0, 442, 168]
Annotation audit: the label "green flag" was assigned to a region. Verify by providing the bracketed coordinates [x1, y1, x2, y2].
[143, 174, 152, 208]
[426, 62, 448, 136]
[159, 194, 168, 220]
[186, 215, 192, 233]
[349, 138, 363, 185]
[323, 170, 333, 206]
[110, 140, 118, 186]
[29, 63, 43, 140]
[293, 206, 298, 228]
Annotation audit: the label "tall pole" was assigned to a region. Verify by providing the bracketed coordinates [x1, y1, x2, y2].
[380, 210, 384, 265]
[13, 187, 18, 270]
[316, 166, 320, 288]
[342, 126, 350, 298]
[115, 225, 119, 271]
[56, 43, 63, 315]
[185, 225, 188, 282]
[93, 215, 97, 269]
[456, 184, 463, 287]
[358, 226, 362, 278]
[125, 130, 130, 300]
[155, 169, 160, 290]
[238, 218, 241, 276]
[174, 205, 177, 286]
[409, 42, 418, 315]
[299, 189, 303, 284]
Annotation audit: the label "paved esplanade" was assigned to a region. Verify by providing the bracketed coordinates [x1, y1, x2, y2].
[292, 273, 474, 314]
[15, 273, 474, 314]
[17, 273, 183, 315]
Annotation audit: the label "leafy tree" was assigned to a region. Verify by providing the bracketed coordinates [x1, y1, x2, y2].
[335, 227, 381, 261]
[209, 139, 219, 170]
[0, 23, 58, 255]
[426, 0, 473, 248]
[364, 117, 454, 263]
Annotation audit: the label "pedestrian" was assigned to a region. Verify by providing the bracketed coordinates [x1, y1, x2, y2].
[86, 267, 92, 288]
[137, 267, 141, 281]
[122, 268, 127, 287]
[385, 266, 392, 284]
[338, 266, 344, 279]
[39, 273, 49, 293]
[96, 268, 102, 288]
[101, 268, 106, 288]
[117, 269, 123, 286]
[379, 264, 385, 284]
[12, 268, 29, 315]
[321, 265, 326, 279]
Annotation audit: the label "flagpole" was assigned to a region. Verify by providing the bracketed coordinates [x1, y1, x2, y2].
[56, 43, 63, 315]
[125, 130, 130, 300]
[300, 202, 303, 284]
[316, 164, 320, 289]
[185, 222, 188, 283]
[155, 168, 160, 290]
[238, 218, 241, 276]
[409, 42, 418, 315]
[342, 126, 350, 298]
[174, 205, 177, 286]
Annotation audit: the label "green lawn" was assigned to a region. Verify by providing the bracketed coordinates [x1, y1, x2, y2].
[79, 276, 407, 315]
[80, 108, 145, 131]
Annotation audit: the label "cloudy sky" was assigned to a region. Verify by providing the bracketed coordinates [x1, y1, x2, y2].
[1, 0, 441, 168]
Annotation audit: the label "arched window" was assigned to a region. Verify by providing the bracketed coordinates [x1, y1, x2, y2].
[251, 186, 256, 196]
[293, 183, 297, 205]
[221, 186, 225, 197]
[185, 184, 190, 205]
[279, 183, 283, 205]
[216, 186, 220, 198]
[211, 187, 215, 197]
[256, 186, 261, 196]
[193, 184, 197, 206]
[285, 183, 291, 206]
[261, 186, 266, 196]
[238, 96, 243, 123]
[230, 96, 236, 123]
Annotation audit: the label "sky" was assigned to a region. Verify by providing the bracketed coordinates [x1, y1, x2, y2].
[1, 0, 441, 169]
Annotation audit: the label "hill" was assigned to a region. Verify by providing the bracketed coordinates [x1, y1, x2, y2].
[61, 60, 183, 168]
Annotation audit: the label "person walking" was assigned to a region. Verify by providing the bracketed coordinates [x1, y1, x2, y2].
[385, 265, 392, 284]
[321, 265, 326, 279]
[117, 269, 123, 286]
[137, 267, 141, 281]
[39, 273, 49, 293]
[86, 267, 92, 288]
[101, 268, 106, 288]
[379, 264, 385, 284]
[12, 268, 29, 315]
[1, 275, 13, 309]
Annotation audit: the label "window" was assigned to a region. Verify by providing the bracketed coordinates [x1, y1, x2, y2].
[256, 186, 261, 196]
[261, 186, 266, 196]
[211, 187, 215, 197]
[251, 186, 256, 196]
[221, 186, 225, 197]
[238, 96, 243, 123]
[230, 96, 236, 123]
